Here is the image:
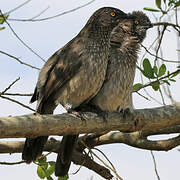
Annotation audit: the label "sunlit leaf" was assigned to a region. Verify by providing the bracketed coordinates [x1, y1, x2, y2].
[37, 165, 46, 179]
[46, 162, 55, 176]
[133, 83, 143, 91]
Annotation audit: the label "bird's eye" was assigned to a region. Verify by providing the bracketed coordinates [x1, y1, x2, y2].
[110, 12, 116, 17]
[134, 20, 139, 25]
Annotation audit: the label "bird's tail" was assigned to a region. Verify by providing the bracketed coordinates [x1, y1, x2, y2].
[22, 136, 48, 163]
[55, 135, 78, 177]
[22, 98, 56, 163]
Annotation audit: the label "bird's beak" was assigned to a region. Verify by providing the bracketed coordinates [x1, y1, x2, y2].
[145, 23, 153, 29]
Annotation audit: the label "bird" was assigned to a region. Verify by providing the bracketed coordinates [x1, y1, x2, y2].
[86, 11, 153, 113]
[22, 7, 129, 177]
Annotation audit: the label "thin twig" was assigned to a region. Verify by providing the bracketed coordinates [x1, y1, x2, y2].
[150, 151, 161, 180]
[81, 141, 123, 180]
[8, 0, 96, 22]
[31, 6, 50, 20]
[141, 44, 180, 63]
[93, 148, 116, 172]
[0, 50, 40, 70]
[0, 77, 20, 95]
[3, 93, 32, 96]
[155, 26, 167, 63]
[153, 22, 180, 32]
[0, 160, 25, 165]
[0, 95, 35, 112]
[0, 10, 45, 62]
[5, 0, 32, 14]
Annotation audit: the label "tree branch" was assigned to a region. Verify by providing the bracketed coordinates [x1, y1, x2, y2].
[0, 104, 180, 138]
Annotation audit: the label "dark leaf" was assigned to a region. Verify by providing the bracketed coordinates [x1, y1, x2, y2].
[156, 0, 162, 9]
[38, 156, 47, 164]
[152, 81, 160, 91]
[162, 80, 170, 85]
[158, 64, 166, 77]
[153, 65, 158, 76]
[175, 1, 180, 7]
[47, 176, 53, 180]
[169, 78, 176, 82]
[142, 58, 155, 79]
[58, 175, 69, 180]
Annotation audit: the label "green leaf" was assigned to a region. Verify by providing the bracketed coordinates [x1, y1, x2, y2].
[133, 83, 143, 91]
[46, 162, 55, 176]
[158, 64, 166, 77]
[175, 1, 180, 7]
[156, 0, 162, 9]
[163, 0, 166, 4]
[153, 65, 158, 76]
[0, 14, 9, 24]
[162, 80, 170, 85]
[0, 26, 5, 30]
[152, 81, 160, 91]
[169, 78, 176, 82]
[58, 175, 69, 180]
[143, 7, 160, 12]
[142, 58, 155, 79]
[38, 156, 47, 164]
[46, 176, 53, 180]
[37, 165, 46, 179]
[171, 71, 180, 78]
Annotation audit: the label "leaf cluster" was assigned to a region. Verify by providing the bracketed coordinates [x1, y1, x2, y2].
[133, 58, 180, 92]
[36, 156, 68, 180]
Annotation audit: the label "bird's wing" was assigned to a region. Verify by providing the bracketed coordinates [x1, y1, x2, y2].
[30, 42, 83, 112]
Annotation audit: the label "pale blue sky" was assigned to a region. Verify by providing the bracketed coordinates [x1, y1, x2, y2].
[0, 0, 180, 180]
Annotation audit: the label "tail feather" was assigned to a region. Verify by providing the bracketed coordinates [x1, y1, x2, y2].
[22, 98, 56, 163]
[55, 135, 78, 177]
[22, 136, 48, 163]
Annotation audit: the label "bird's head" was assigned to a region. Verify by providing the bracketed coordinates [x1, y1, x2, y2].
[128, 11, 153, 42]
[86, 7, 128, 30]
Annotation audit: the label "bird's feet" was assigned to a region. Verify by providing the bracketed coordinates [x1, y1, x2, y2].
[119, 108, 131, 119]
[74, 104, 108, 122]
[67, 108, 87, 122]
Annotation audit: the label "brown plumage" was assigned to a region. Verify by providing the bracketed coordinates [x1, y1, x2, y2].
[88, 11, 153, 112]
[22, 7, 128, 177]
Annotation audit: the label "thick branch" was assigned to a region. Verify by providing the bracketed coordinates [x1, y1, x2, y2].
[84, 131, 180, 151]
[0, 104, 180, 138]
[0, 139, 113, 179]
